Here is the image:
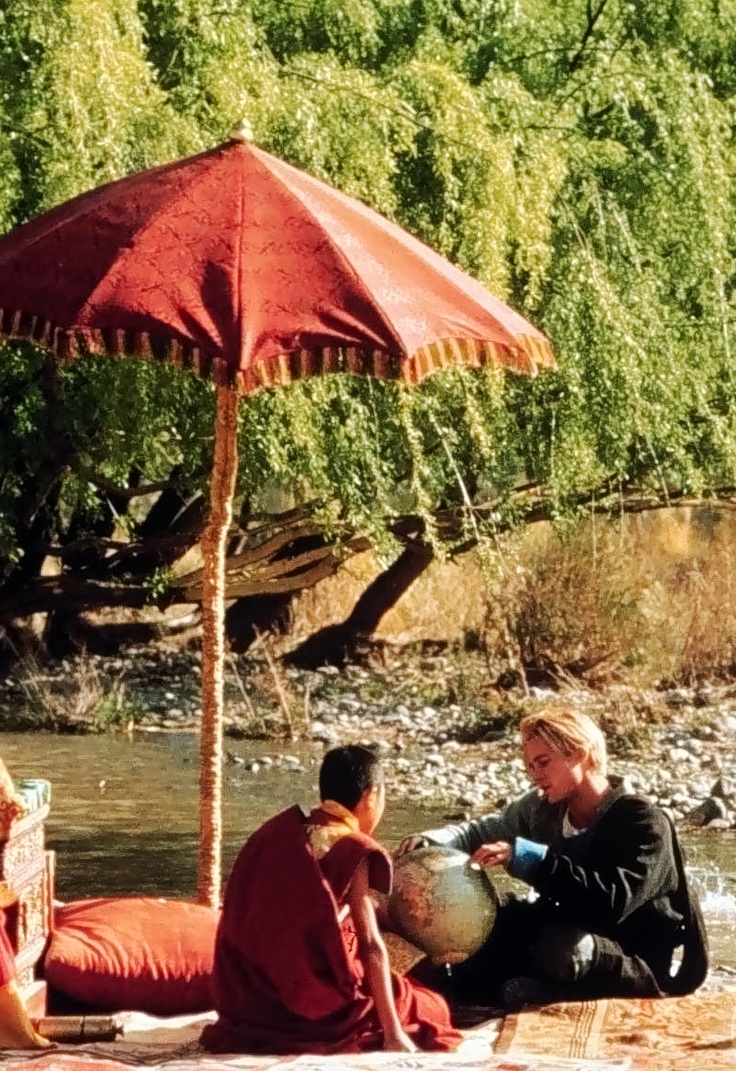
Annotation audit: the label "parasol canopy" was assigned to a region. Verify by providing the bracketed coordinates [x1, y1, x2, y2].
[0, 131, 553, 389]
[0, 127, 554, 907]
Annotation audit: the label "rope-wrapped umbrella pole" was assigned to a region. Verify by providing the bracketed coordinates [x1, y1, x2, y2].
[0, 124, 554, 912]
[198, 379, 241, 910]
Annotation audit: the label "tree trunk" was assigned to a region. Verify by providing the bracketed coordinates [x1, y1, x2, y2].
[286, 542, 433, 669]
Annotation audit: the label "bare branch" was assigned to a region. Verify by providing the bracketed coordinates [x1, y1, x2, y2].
[569, 0, 611, 73]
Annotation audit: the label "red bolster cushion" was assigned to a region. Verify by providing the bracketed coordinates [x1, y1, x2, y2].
[43, 897, 218, 1015]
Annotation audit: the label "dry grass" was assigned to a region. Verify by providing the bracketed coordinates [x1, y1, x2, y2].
[285, 506, 736, 690]
[480, 507, 736, 688]
[283, 549, 487, 649]
[8, 508, 736, 746]
[227, 633, 312, 740]
[9, 508, 734, 736]
[7, 648, 134, 730]
[675, 526, 736, 681]
[481, 521, 660, 686]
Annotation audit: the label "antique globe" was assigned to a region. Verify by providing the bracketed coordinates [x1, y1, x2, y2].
[388, 845, 498, 964]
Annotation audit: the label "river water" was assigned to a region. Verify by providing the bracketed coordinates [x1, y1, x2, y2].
[3, 731, 735, 972]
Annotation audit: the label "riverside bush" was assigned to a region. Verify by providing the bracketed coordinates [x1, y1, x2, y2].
[479, 509, 736, 688]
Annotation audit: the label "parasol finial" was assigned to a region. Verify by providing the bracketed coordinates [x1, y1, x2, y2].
[229, 118, 254, 143]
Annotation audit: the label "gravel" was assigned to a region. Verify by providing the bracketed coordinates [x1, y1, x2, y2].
[3, 645, 736, 829]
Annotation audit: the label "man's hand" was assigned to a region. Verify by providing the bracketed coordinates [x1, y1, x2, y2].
[470, 840, 512, 869]
[395, 835, 429, 857]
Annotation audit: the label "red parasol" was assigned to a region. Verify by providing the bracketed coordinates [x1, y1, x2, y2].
[0, 125, 554, 908]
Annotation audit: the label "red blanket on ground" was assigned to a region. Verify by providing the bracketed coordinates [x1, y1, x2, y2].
[200, 806, 460, 1055]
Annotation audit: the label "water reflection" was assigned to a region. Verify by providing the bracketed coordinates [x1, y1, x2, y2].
[2, 730, 735, 968]
[0, 732, 451, 900]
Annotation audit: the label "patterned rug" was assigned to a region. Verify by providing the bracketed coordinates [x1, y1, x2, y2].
[494, 990, 736, 1070]
[0, 1010, 628, 1071]
[0, 1050, 631, 1071]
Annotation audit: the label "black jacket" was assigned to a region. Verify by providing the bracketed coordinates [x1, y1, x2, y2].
[423, 783, 708, 994]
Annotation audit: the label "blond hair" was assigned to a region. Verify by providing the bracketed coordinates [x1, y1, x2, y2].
[519, 709, 607, 775]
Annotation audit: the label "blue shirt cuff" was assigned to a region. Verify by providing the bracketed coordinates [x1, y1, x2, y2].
[508, 836, 548, 883]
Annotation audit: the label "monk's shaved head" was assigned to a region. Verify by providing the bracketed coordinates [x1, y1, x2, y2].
[319, 745, 384, 810]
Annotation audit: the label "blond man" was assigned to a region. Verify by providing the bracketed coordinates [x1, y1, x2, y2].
[399, 709, 707, 1009]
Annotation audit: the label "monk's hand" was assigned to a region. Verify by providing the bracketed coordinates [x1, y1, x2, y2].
[385, 1029, 418, 1053]
[395, 835, 428, 858]
[470, 841, 512, 869]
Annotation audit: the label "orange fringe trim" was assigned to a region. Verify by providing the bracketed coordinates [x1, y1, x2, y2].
[0, 309, 555, 395]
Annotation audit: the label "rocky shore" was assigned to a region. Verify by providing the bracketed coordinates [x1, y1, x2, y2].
[3, 644, 736, 829]
[302, 672, 736, 831]
[2, 642, 736, 983]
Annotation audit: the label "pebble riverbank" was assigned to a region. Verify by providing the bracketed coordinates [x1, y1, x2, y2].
[3, 645, 736, 830]
[2, 644, 736, 985]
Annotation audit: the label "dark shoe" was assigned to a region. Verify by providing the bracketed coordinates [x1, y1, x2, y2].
[501, 975, 563, 1011]
[450, 1002, 505, 1029]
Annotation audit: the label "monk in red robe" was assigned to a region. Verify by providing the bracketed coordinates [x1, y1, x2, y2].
[201, 745, 461, 1055]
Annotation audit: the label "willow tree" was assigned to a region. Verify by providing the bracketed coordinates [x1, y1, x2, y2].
[0, 0, 735, 650]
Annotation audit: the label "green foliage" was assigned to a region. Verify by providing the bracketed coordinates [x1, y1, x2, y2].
[239, 376, 410, 556]
[262, 57, 415, 215]
[138, 0, 279, 141]
[0, 0, 196, 219]
[91, 688, 145, 730]
[0, 0, 736, 596]
[145, 566, 175, 601]
[59, 359, 214, 487]
[247, 0, 386, 67]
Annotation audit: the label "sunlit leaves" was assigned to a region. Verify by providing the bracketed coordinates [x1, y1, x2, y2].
[392, 60, 516, 292]
[262, 58, 415, 216]
[138, 0, 279, 141]
[0, 0, 195, 218]
[1, 0, 736, 583]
